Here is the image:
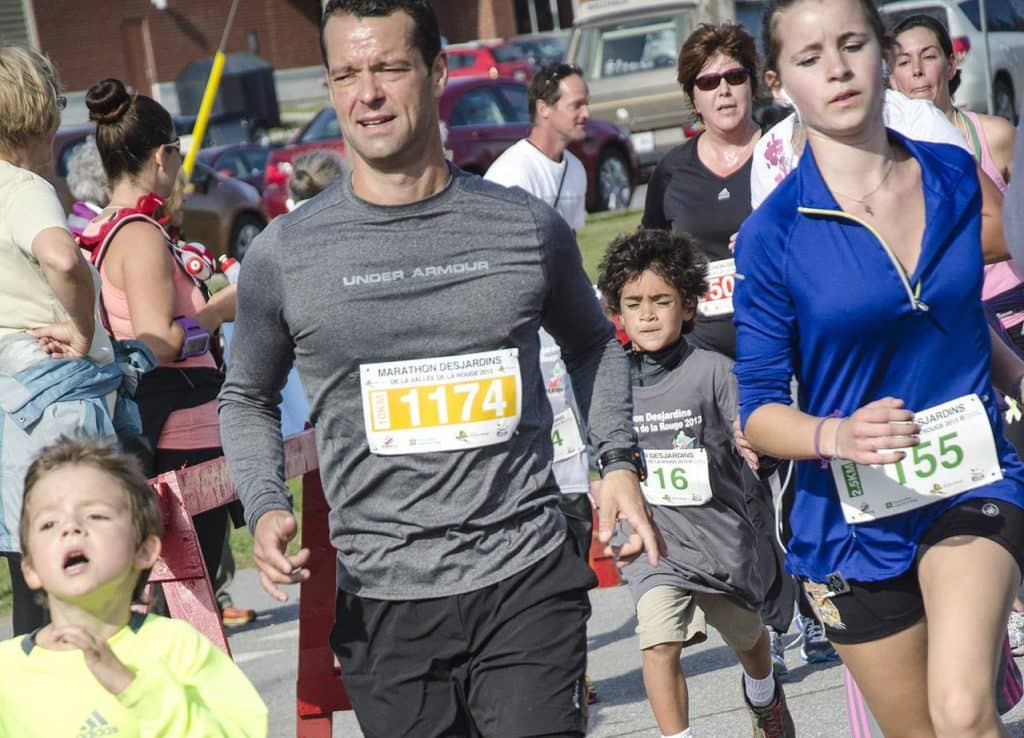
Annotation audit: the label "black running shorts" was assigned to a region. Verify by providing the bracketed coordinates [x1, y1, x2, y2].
[801, 498, 1024, 645]
[329, 537, 597, 737]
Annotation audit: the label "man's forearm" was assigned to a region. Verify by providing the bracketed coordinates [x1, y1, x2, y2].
[219, 394, 293, 534]
[567, 335, 636, 460]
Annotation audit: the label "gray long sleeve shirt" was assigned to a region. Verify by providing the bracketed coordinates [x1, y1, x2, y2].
[219, 167, 635, 599]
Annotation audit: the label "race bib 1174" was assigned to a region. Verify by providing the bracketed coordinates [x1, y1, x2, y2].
[831, 394, 1002, 523]
[360, 349, 522, 455]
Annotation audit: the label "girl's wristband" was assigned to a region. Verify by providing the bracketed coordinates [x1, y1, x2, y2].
[814, 410, 842, 468]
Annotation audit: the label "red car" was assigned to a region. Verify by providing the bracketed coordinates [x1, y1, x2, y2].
[262, 77, 639, 218]
[444, 40, 534, 83]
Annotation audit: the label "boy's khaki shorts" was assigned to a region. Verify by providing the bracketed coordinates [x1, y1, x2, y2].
[636, 584, 763, 652]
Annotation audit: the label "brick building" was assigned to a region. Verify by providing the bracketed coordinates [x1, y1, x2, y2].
[2, 0, 572, 99]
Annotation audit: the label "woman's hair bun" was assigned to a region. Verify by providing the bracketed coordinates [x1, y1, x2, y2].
[86, 78, 132, 125]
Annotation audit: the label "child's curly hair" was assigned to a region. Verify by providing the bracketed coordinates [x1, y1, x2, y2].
[597, 228, 709, 336]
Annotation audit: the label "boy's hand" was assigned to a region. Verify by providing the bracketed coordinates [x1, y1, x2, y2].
[596, 469, 665, 567]
[253, 510, 310, 602]
[51, 626, 135, 695]
[733, 418, 761, 471]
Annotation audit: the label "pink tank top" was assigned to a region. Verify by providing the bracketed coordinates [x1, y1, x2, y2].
[964, 111, 1024, 330]
[98, 223, 221, 450]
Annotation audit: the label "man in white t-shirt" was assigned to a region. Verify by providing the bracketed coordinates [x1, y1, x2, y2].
[485, 58, 598, 705]
[485, 62, 589, 230]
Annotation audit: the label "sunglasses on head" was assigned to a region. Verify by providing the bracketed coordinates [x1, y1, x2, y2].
[542, 63, 583, 88]
[693, 67, 751, 92]
[163, 137, 181, 155]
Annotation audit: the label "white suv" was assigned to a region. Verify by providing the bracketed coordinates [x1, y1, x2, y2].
[880, 0, 1024, 121]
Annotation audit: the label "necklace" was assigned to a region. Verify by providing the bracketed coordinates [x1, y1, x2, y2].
[830, 158, 894, 216]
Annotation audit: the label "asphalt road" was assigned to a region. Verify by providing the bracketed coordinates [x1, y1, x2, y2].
[4, 565, 1024, 736]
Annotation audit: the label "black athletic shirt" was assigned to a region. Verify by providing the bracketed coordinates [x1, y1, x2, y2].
[642, 134, 754, 359]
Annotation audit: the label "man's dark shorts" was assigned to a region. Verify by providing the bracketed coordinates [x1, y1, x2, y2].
[330, 537, 598, 737]
[801, 498, 1024, 645]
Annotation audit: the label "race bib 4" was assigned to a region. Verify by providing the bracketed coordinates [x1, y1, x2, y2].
[360, 349, 522, 455]
[831, 394, 1002, 523]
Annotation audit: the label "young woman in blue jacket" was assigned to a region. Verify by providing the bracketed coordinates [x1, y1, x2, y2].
[734, 0, 1024, 734]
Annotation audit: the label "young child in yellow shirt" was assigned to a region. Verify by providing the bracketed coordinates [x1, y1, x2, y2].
[0, 436, 267, 737]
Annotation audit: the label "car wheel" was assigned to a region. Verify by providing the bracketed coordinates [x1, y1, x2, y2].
[595, 149, 633, 212]
[994, 77, 1017, 123]
[230, 213, 266, 260]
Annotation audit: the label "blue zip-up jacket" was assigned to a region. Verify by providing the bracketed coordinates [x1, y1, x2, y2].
[734, 130, 1024, 582]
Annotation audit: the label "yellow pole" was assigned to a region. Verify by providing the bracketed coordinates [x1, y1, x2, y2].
[182, 50, 226, 177]
[181, 0, 241, 177]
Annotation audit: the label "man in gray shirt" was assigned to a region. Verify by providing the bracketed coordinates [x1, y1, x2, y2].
[219, 1, 659, 734]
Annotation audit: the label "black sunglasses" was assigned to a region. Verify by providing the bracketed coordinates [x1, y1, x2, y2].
[693, 67, 751, 92]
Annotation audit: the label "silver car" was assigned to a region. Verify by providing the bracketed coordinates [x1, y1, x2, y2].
[881, 0, 1024, 121]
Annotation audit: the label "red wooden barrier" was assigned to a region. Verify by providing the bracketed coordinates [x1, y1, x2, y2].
[145, 428, 354, 738]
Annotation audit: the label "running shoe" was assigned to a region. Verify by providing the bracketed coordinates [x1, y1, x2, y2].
[744, 677, 796, 738]
[768, 627, 788, 677]
[221, 606, 257, 627]
[1009, 611, 1024, 657]
[797, 615, 838, 663]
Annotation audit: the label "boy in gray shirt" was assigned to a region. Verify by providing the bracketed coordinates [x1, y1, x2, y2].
[598, 228, 795, 738]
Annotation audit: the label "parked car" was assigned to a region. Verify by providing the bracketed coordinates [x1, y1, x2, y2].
[444, 40, 535, 83]
[261, 112, 348, 218]
[46, 126, 267, 259]
[261, 77, 640, 217]
[507, 30, 571, 69]
[880, 0, 1024, 121]
[197, 143, 272, 193]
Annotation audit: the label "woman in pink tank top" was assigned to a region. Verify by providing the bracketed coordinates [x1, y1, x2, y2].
[888, 15, 1022, 348]
[83, 77, 238, 593]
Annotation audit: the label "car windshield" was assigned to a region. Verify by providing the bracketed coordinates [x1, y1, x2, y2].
[958, 0, 1024, 31]
[300, 109, 342, 142]
[575, 14, 691, 79]
[491, 45, 525, 62]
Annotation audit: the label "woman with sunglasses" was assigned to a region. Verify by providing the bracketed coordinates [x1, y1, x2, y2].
[0, 46, 121, 636]
[76, 77, 237, 589]
[642, 23, 836, 674]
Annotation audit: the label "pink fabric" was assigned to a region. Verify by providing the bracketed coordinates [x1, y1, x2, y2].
[965, 111, 1024, 330]
[99, 234, 220, 450]
[964, 111, 1008, 194]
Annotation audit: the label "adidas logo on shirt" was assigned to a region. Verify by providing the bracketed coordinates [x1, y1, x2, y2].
[77, 709, 118, 737]
[717, 187, 731, 201]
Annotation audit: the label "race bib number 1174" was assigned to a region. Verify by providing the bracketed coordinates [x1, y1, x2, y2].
[360, 349, 522, 455]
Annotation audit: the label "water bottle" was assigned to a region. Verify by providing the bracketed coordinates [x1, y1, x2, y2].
[219, 255, 241, 284]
